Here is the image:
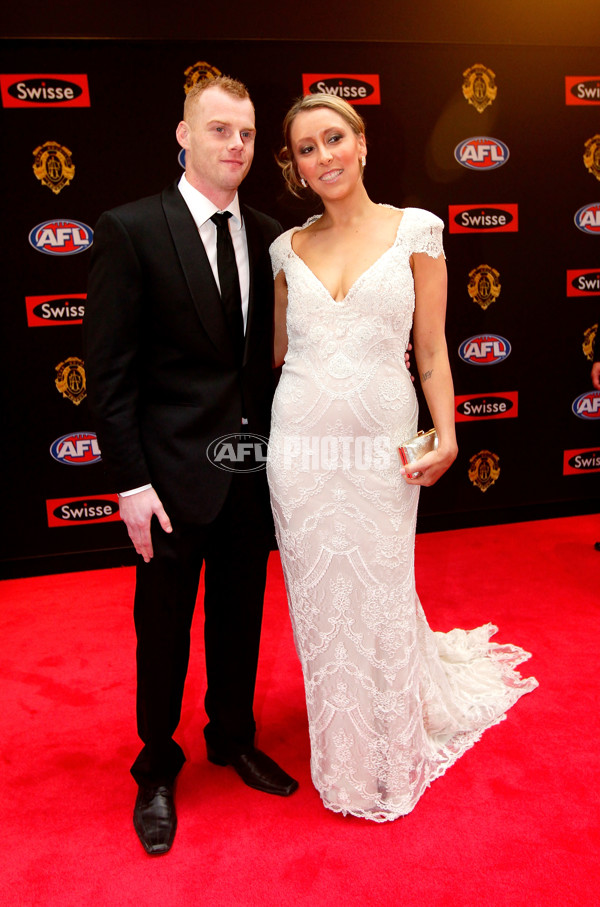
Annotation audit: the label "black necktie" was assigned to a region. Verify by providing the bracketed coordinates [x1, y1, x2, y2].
[210, 212, 244, 360]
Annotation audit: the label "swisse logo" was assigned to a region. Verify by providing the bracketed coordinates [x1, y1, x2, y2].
[566, 269, 600, 296]
[574, 203, 600, 236]
[563, 448, 600, 475]
[29, 220, 93, 256]
[572, 391, 600, 420]
[455, 391, 518, 421]
[0, 74, 90, 108]
[302, 74, 381, 105]
[454, 137, 509, 170]
[565, 76, 600, 106]
[458, 335, 511, 365]
[206, 433, 268, 472]
[50, 431, 101, 465]
[46, 495, 120, 527]
[25, 294, 86, 326]
[449, 204, 518, 234]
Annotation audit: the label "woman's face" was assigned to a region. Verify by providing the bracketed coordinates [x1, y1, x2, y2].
[290, 107, 366, 199]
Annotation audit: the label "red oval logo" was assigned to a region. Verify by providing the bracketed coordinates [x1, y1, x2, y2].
[448, 204, 519, 233]
[454, 137, 509, 170]
[574, 203, 600, 235]
[29, 220, 93, 256]
[0, 74, 90, 108]
[458, 334, 511, 365]
[49, 432, 102, 465]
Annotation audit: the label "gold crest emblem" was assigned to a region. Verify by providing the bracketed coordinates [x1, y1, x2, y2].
[462, 64, 497, 113]
[55, 357, 86, 405]
[32, 141, 75, 194]
[183, 61, 222, 94]
[468, 450, 500, 493]
[583, 134, 600, 181]
[467, 264, 501, 310]
[583, 323, 598, 361]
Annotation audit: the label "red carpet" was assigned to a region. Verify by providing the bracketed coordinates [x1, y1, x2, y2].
[1, 514, 598, 906]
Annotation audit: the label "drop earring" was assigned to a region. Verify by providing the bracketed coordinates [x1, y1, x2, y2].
[300, 177, 307, 188]
[361, 156, 366, 167]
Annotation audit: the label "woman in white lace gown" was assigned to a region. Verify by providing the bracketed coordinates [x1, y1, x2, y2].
[267, 94, 537, 822]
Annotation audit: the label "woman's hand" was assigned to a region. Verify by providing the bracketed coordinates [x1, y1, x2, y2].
[400, 444, 458, 487]
[404, 342, 414, 381]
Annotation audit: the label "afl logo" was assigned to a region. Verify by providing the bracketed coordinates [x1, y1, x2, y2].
[50, 432, 102, 465]
[459, 334, 511, 365]
[0, 74, 90, 108]
[206, 433, 269, 472]
[302, 74, 381, 105]
[574, 203, 600, 235]
[454, 137, 509, 170]
[29, 220, 93, 255]
[572, 391, 600, 420]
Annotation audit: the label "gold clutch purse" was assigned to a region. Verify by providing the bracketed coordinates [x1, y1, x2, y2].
[398, 428, 438, 475]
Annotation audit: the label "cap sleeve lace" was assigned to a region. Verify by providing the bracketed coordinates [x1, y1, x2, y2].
[402, 208, 445, 259]
[269, 230, 292, 278]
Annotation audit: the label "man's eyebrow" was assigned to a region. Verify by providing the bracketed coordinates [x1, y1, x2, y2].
[206, 118, 256, 132]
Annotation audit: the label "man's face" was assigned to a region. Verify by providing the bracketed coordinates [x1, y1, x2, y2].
[176, 86, 256, 203]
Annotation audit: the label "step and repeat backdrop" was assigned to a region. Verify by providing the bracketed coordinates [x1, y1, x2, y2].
[1, 39, 598, 574]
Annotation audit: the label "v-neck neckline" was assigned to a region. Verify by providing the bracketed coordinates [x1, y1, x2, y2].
[289, 207, 406, 304]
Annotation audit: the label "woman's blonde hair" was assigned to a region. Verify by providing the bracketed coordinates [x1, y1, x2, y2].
[277, 94, 366, 197]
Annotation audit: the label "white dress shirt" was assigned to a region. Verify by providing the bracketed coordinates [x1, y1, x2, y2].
[177, 173, 250, 331]
[119, 175, 251, 499]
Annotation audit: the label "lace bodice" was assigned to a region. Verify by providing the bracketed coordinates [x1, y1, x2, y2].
[270, 206, 444, 364]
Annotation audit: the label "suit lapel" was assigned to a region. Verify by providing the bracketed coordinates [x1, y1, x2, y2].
[161, 182, 234, 362]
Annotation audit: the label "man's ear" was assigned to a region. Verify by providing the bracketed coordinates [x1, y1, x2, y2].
[176, 120, 189, 150]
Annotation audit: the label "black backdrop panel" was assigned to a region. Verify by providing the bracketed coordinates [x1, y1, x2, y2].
[1, 40, 599, 575]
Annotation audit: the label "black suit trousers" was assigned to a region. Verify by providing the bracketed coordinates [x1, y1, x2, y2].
[130, 470, 272, 787]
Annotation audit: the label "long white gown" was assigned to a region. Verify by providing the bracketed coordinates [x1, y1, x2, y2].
[267, 207, 538, 821]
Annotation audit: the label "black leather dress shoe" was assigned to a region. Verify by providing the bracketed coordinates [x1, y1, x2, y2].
[207, 746, 299, 797]
[133, 784, 177, 855]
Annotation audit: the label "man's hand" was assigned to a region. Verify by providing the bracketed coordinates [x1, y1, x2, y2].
[592, 361, 600, 390]
[118, 488, 172, 562]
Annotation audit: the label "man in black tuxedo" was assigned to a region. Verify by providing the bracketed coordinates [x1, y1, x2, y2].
[84, 75, 297, 856]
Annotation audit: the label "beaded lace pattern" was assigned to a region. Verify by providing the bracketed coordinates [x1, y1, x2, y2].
[267, 207, 538, 821]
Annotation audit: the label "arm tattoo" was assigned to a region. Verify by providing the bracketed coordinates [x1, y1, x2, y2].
[422, 369, 433, 382]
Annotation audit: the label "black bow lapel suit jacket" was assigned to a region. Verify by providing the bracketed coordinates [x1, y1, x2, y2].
[84, 182, 282, 525]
